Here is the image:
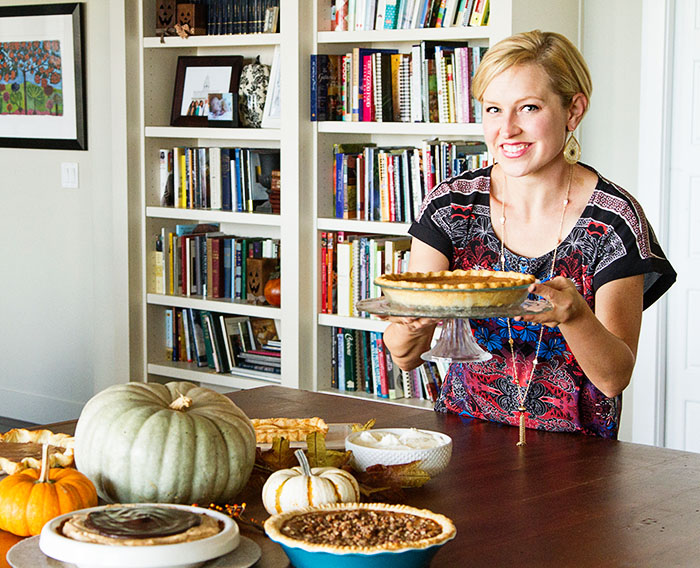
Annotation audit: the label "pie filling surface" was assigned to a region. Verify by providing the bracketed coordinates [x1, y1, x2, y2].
[280, 509, 442, 547]
[61, 505, 221, 546]
[265, 503, 456, 553]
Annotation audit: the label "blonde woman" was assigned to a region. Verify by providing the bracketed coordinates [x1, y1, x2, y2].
[383, 30, 675, 438]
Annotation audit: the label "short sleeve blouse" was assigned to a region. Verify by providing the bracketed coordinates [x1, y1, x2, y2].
[408, 164, 676, 438]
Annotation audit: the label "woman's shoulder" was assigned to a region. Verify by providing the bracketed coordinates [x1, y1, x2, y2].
[425, 165, 493, 204]
[584, 164, 649, 223]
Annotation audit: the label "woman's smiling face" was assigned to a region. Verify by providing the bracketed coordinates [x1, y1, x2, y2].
[481, 63, 572, 178]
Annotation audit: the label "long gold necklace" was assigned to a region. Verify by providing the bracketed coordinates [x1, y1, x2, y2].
[498, 165, 573, 446]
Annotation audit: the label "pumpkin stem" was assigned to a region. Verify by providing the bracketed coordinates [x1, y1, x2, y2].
[169, 391, 193, 411]
[294, 449, 312, 476]
[38, 443, 49, 483]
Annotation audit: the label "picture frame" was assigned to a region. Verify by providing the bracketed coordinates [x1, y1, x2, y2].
[0, 3, 87, 150]
[261, 46, 280, 129]
[170, 55, 243, 128]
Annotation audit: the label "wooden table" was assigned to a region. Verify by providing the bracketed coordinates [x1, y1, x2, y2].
[6, 385, 700, 567]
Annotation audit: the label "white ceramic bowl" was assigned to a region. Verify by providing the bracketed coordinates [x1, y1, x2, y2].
[345, 428, 452, 477]
[39, 503, 239, 568]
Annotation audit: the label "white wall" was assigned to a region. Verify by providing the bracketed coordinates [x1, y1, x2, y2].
[0, 0, 130, 423]
[580, 0, 644, 442]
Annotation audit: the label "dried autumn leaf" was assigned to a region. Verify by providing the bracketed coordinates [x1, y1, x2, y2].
[305, 431, 353, 469]
[358, 484, 407, 503]
[305, 431, 327, 467]
[256, 437, 296, 471]
[351, 419, 376, 432]
[356, 460, 431, 489]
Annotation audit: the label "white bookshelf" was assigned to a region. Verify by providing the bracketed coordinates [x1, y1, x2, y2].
[131, 1, 313, 392]
[310, 0, 581, 406]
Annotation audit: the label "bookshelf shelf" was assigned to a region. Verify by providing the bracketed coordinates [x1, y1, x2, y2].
[148, 362, 281, 389]
[144, 33, 282, 49]
[316, 28, 492, 45]
[145, 126, 282, 141]
[318, 314, 388, 333]
[147, 293, 281, 318]
[316, 218, 409, 235]
[146, 206, 281, 226]
[318, 389, 435, 410]
[316, 122, 483, 136]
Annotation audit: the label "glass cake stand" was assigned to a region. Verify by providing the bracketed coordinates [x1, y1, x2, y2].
[356, 296, 553, 363]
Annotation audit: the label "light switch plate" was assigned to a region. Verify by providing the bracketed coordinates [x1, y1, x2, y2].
[61, 162, 79, 188]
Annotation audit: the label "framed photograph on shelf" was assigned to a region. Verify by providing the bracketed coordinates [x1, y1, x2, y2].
[0, 3, 87, 150]
[170, 55, 243, 128]
[261, 46, 280, 129]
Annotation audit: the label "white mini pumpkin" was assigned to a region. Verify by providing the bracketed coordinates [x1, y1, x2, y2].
[262, 450, 360, 515]
[74, 381, 256, 505]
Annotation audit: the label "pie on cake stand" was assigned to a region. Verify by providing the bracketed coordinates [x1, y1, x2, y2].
[357, 269, 553, 363]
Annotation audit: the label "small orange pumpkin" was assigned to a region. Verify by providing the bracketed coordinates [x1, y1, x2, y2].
[0, 444, 97, 537]
[264, 277, 281, 306]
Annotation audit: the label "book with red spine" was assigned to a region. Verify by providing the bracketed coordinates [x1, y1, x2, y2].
[320, 231, 328, 313]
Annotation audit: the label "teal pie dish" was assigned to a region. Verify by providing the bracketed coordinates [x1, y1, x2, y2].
[264, 502, 456, 568]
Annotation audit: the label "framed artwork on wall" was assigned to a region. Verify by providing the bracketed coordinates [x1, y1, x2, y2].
[0, 3, 87, 150]
[170, 55, 243, 128]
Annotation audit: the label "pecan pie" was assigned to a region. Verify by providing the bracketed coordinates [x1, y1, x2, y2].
[375, 269, 536, 309]
[264, 502, 456, 554]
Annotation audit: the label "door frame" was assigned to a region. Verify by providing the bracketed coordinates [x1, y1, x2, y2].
[632, 0, 675, 446]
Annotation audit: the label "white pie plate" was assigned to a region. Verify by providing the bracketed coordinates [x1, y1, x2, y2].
[38, 504, 239, 568]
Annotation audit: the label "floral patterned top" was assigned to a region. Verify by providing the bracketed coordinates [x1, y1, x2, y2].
[408, 165, 676, 438]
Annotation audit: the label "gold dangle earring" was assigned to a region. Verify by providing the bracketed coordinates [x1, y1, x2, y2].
[564, 131, 581, 164]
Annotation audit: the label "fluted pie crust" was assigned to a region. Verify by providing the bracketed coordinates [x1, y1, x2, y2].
[264, 502, 456, 553]
[375, 269, 536, 309]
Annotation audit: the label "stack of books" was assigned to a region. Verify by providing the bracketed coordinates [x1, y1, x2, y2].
[165, 310, 281, 376]
[159, 147, 280, 214]
[331, 139, 488, 223]
[320, 232, 411, 316]
[331, 0, 490, 31]
[151, 223, 280, 302]
[310, 41, 487, 123]
[330, 327, 446, 401]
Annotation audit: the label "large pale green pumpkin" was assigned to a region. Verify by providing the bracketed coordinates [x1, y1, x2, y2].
[74, 381, 256, 504]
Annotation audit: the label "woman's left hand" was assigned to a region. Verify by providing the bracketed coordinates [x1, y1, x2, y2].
[515, 276, 588, 327]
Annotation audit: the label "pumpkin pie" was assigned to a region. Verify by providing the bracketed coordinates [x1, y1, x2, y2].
[265, 502, 456, 553]
[375, 269, 536, 309]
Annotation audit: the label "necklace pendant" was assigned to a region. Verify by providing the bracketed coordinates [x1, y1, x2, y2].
[517, 406, 527, 446]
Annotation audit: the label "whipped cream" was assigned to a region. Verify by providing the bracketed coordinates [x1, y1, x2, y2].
[352, 429, 444, 450]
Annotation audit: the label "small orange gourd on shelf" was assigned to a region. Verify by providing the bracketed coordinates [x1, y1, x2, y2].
[0, 443, 97, 537]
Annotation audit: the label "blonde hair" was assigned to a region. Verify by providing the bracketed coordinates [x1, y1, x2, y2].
[472, 30, 592, 112]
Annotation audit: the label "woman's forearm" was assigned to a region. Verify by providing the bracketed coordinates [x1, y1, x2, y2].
[559, 309, 636, 398]
[383, 320, 437, 371]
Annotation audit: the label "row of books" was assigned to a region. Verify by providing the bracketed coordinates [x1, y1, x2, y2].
[188, 0, 279, 35]
[331, 327, 446, 401]
[332, 139, 488, 223]
[320, 232, 411, 316]
[158, 147, 280, 214]
[330, 0, 490, 31]
[152, 223, 280, 303]
[310, 41, 487, 123]
[165, 308, 281, 375]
